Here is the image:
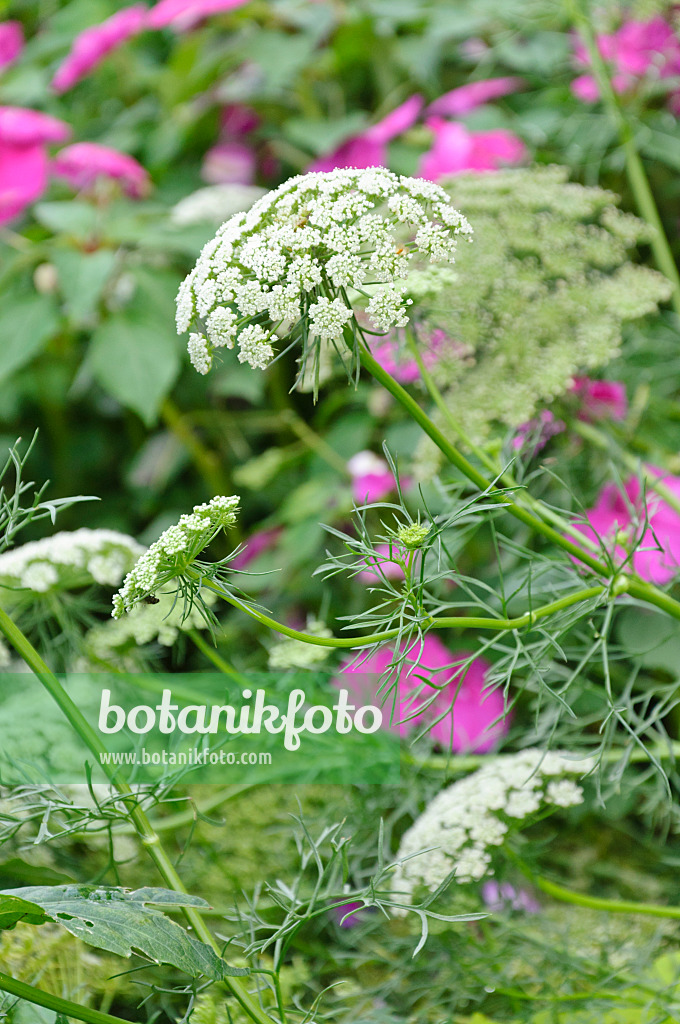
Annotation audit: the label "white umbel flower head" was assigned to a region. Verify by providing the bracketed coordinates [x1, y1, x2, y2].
[392, 749, 592, 903]
[112, 495, 240, 617]
[176, 167, 472, 375]
[0, 529, 145, 595]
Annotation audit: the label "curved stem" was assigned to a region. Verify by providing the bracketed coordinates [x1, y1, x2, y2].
[203, 578, 606, 647]
[0, 971, 130, 1024]
[567, 0, 680, 312]
[0, 606, 274, 1024]
[532, 873, 680, 921]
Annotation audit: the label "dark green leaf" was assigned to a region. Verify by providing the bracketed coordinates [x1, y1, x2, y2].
[0, 294, 60, 383]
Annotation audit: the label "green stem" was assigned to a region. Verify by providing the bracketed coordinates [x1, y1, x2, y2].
[407, 331, 601, 552]
[188, 627, 251, 685]
[0, 606, 274, 1024]
[161, 399, 238, 521]
[203, 578, 607, 647]
[533, 873, 680, 921]
[0, 971, 130, 1024]
[567, 0, 680, 312]
[409, 740, 680, 773]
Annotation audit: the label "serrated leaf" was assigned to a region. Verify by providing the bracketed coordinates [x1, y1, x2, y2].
[0, 294, 59, 383]
[0, 884, 248, 980]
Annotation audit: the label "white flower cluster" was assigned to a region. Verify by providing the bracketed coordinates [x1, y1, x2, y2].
[0, 529, 144, 595]
[267, 618, 332, 670]
[112, 495, 240, 617]
[88, 591, 215, 666]
[393, 749, 591, 902]
[176, 167, 472, 374]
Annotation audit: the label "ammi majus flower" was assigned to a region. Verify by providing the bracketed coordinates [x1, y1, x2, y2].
[175, 167, 472, 387]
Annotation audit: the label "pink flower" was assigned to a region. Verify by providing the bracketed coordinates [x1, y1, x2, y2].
[347, 451, 396, 504]
[570, 377, 627, 422]
[221, 103, 259, 136]
[51, 5, 147, 93]
[482, 881, 540, 914]
[334, 635, 508, 753]
[511, 410, 565, 455]
[331, 900, 364, 928]
[358, 543, 405, 583]
[148, 0, 250, 31]
[309, 95, 423, 172]
[428, 77, 523, 117]
[0, 21, 24, 72]
[370, 329, 449, 384]
[0, 107, 71, 146]
[419, 118, 526, 180]
[201, 141, 256, 184]
[53, 142, 150, 198]
[578, 472, 680, 584]
[0, 107, 70, 225]
[571, 16, 680, 107]
[231, 527, 281, 570]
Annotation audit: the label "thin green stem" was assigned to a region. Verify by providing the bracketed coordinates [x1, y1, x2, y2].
[188, 627, 251, 685]
[408, 740, 680, 773]
[567, 0, 680, 312]
[203, 578, 607, 647]
[0, 606, 274, 1024]
[0, 971, 130, 1024]
[406, 331, 601, 552]
[532, 873, 680, 921]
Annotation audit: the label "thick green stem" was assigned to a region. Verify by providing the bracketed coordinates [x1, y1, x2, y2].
[0, 606, 273, 1024]
[0, 971, 130, 1024]
[567, 0, 680, 312]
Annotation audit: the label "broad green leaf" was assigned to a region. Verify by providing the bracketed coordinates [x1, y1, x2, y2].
[0, 893, 47, 930]
[52, 248, 116, 325]
[0, 884, 248, 980]
[86, 268, 182, 425]
[283, 113, 368, 156]
[33, 201, 100, 239]
[0, 294, 59, 383]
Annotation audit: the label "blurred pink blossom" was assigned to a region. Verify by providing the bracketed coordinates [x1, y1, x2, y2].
[428, 77, 523, 117]
[201, 141, 256, 184]
[231, 527, 282, 570]
[331, 900, 364, 928]
[0, 107, 71, 146]
[358, 542, 404, 583]
[334, 634, 508, 752]
[221, 103, 259, 136]
[511, 410, 565, 455]
[419, 118, 526, 180]
[51, 5, 147, 93]
[371, 329, 448, 384]
[578, 472, 680, 584]
[482, 881, 540, 914]
[347, 451, 396, 504]
[148, 0, 250, 31]
[570, 377, 627, 421]
[309, 95, 423, 172]
[0, 107, 70, 225]
[571, 16, 680, 107]
[0, 21, 24, 72]
[53, 142, 150, 198]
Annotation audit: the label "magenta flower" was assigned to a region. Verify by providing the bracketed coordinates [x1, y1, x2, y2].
[221, 103, 259, 137]
[0, 107, 71, 147]
[428, 77, 523, 117]
[511, 410, 565, 455]
[0, 21, 24, 72]
[482, 880, 540, 914]
[53, 143, 150, 198]
[347, 451, 396, 504]
[570, 377, 627, 422]
[419, 118, 526, 180]
[371, 329, 448, 384]
[0, 107, 70, 225]
[51, 5, 147, 93]
[230, 527, 282, 570]
[578, 473, 680, 584]
[148, 0, 250, 31]
[571, 16, 680, 108]
[309, 95, 423, 172]
[201, 141, 256, 185]
[334, 634, 508, 753]
[358, 542, 405, 583]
